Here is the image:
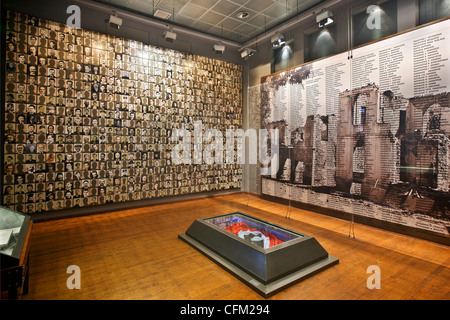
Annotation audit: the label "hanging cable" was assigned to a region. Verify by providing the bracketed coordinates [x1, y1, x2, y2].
[347, 1, 355, 239]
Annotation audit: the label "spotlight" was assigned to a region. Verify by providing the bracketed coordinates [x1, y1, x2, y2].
[214, 42, 225, 54]
[240, 48, 256, 59]
[271, 33, 285, 47]
[316, 10, 334, 28]
[107, 14, 122, 29]
[164, 30, 177, 42]
[236, 11, 250, 19]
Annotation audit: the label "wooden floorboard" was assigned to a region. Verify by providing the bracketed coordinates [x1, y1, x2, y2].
[22, 193, 450, 300]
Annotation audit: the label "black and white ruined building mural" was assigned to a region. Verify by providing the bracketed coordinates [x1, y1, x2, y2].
[261, 19, 450, 240]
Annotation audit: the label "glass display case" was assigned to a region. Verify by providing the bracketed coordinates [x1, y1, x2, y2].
[205, 213, 300, 249]
[0, 206, 32, 299]
[179, 212, 338, 298]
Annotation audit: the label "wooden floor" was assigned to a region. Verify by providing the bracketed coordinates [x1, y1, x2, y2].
[22, 193, 449, 300]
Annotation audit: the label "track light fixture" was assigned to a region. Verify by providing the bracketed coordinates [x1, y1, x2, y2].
[271, 32, 285, 47]
[107, 12, 122, 29]
[164, 28, 177, 42]
[316, 10, 334, 28]
[240, 48, 256, 59]
[214, 42, 225, 54]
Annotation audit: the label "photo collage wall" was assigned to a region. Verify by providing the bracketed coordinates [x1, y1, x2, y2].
[3, 11, 243, 214]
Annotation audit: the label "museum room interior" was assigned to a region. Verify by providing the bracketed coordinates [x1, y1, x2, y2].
[0, 0, 449, 305]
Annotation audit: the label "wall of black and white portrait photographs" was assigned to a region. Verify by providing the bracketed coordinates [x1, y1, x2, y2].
[3, 11, 243, 215]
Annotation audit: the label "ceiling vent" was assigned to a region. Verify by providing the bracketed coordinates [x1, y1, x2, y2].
[154, 9, 172, 20]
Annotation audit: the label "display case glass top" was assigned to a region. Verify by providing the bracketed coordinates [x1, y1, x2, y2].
[205, 213, 302, 249]
[0, 206, 29, 259]
[0, 206, 32, 298]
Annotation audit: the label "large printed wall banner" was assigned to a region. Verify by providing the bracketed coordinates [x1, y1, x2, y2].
[261, 18, 450, 241]
[3, 11, 243, 214]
